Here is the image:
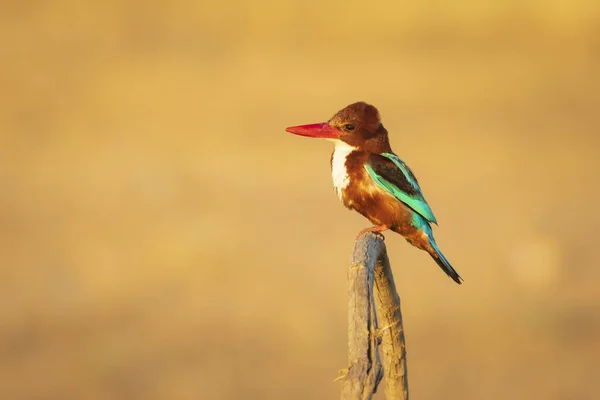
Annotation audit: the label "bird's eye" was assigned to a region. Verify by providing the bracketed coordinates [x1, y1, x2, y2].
[345, 124, 355, 131]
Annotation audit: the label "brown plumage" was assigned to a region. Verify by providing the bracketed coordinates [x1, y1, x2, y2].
[327, 102, 392, 153]
[286, 102, 463, 284]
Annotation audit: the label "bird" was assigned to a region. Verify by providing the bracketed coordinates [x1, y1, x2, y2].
[286, 101, 462, 284]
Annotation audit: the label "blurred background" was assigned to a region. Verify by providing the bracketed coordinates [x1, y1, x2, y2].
[1, 1, 599, 399]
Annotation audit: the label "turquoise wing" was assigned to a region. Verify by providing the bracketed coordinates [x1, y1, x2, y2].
[364, 152, 438, 224]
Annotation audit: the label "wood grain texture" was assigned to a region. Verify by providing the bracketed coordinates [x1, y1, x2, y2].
[340, 232, 408, 400]
[373, 244, 409, 400]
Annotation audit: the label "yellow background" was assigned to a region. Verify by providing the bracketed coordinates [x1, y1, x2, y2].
[1, 2, 599, 399]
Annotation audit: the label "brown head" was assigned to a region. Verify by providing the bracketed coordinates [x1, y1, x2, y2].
[286, 102, 391, 153]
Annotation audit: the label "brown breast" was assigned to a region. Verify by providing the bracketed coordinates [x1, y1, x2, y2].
[341, 151, 416, 235]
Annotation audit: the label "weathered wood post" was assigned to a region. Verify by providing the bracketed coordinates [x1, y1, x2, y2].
[339, 232, 409, 400]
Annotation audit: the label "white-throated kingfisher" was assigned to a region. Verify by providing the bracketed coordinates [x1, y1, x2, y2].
[286, 102, 463, 284]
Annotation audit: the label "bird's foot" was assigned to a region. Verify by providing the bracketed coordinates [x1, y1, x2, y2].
[355, 225, 390, 239]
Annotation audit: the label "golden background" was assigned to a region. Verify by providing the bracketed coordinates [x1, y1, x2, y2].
[1, 1, 599, 399]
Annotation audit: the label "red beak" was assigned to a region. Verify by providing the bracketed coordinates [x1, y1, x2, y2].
[285, 122, 340, 139]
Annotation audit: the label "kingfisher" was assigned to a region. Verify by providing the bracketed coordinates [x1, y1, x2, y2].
[286, 102, 462, 284]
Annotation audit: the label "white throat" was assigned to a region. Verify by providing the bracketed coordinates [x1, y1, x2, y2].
[330, 140, 356, 201]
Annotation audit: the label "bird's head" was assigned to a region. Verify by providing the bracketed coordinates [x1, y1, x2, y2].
[286, 102, 391, 152]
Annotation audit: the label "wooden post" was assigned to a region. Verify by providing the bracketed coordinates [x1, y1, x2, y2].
[339, 232, 409, 400]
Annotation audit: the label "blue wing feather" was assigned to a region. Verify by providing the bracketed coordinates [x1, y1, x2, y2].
[364, 153, 438, 224]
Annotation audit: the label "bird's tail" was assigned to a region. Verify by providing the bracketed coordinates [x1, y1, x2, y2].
[427, 240, 463, 284]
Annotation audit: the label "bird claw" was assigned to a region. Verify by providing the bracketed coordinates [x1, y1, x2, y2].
[355, 225, 390, 239]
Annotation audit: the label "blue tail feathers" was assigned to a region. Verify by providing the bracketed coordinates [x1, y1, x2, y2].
[428, 240, 463, 284]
